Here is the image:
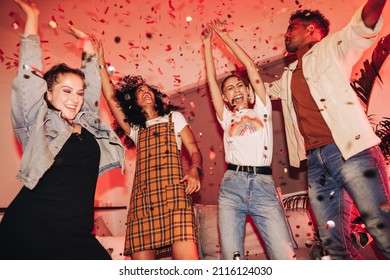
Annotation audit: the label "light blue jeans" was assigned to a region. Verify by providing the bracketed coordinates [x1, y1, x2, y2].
[307, 143, 390, 259]
[218, 170, 296, 260]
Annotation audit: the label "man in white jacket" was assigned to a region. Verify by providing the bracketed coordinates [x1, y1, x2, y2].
[266, 0, 390, 259]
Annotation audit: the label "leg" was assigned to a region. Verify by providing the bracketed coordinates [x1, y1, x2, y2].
[172, 240, 199, 260]
[341, 146, 390, 259]
[218, 170, 248, 260]
[131, 250, 156, 260]
[249, 174, 296, 259]
[307, 143, 362, 259]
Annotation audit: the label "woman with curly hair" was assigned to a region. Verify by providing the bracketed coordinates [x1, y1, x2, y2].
[95, 40, 202, 260]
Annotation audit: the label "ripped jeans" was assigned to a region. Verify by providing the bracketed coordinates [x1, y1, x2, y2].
[307, 143, 390, 259]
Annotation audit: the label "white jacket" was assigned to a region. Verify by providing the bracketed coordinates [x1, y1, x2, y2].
[265, 6, 383, 167]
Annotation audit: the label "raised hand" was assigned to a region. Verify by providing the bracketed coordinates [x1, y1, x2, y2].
[201, 24, 213, 43]
[64, 24, 88, 39]
[15, 0, 39, 35]
[211, 19, 228, 36]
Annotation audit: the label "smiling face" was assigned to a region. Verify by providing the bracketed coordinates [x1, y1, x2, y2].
[135, 84, 156, 108]
[222, 75, 250, 110]
[46, 73, 84, 124]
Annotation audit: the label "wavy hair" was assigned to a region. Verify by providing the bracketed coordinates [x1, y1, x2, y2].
[113, 75, 181, 148]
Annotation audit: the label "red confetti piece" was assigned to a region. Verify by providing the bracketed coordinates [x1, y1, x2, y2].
[30, 66, 44, 76]
[100, 19, 106, 23]
[173, 75, 181, 83]
[57, 5, 65, 13]
[158, 67, 164, 75]
[118, 54, 126, 60]
[68, 20, 74, 26]
[169, 0, 175, 11]
[0, 49, 4, 55]
[145, 17, 156, 24]
[169, 12, 176, 19]
[165, 44, 172, 51]
[51, 16, 57, 23]
[9, 11, 15, 17]
[44, 56, 51, 60]
[104, 6, 110, 14]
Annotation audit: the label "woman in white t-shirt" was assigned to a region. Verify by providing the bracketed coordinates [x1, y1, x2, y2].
[201, 19, 296, 260]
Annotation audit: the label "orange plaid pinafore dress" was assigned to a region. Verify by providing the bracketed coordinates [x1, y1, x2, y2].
[124, 113, 198, 255]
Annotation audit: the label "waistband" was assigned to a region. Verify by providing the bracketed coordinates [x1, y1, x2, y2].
[227, 163, 272, 175]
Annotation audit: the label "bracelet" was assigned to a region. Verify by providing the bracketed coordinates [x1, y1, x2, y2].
[191, 164, 203, 176]
[99, 64, 106, 69]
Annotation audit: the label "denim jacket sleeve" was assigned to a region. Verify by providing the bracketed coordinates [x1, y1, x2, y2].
[11, 35, 47, 148]
[80, 53, 101, 117]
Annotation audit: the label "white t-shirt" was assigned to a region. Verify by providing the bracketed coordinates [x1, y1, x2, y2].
[218, 95, 273, 166]
[129, 111, 188, 151]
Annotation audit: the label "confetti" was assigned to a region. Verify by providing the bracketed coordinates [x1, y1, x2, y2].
[169, 0, 175, 11]
[380, 202, 390, 213]
[209, 149, 216, 160]
[48, 20, 57, 29]
[325, 220, 335, 229]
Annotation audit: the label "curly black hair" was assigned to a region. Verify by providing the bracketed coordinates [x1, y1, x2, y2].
[113, 75, 182, 148]
[289, 9, 330, 38]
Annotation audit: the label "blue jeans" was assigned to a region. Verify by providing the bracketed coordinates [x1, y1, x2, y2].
[307, 143, 390, 259]
[218, 170, 296, 260]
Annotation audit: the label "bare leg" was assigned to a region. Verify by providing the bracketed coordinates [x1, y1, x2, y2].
[131, 250, 156, 260]
[172, 241, 199, 260]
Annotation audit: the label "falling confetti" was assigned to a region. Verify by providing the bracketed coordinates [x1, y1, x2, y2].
[325, 220, 335, 229]
[379, 202, 390, 213]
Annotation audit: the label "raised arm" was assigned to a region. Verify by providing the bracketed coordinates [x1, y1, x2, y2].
[65, 26, 102, 114]
[11, 0, 46, 147]
[96, 40, 131, 135]
[212, 20, 266, 106]
[362, 0, 387, 29]
[201, 24, 226, 120]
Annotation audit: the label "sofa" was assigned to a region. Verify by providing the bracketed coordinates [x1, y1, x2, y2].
[94, 191, 317, 260]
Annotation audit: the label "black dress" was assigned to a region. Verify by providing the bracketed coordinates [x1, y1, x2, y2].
[0, 128, 111, 260]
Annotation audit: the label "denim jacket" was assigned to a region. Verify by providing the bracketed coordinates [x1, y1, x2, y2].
[11, 35, 125, 189]
[266, 6, 383, 167]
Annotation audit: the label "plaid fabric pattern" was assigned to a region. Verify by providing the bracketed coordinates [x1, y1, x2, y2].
[124, 113, 197, 255]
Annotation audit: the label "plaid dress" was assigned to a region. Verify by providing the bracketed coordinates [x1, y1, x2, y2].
[124, 113, 198, 255]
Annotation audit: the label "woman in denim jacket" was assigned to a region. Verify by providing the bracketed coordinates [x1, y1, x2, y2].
[0, 0, 124, 260]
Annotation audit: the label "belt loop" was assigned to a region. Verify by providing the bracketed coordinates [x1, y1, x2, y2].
[235, 165, 239, 174]
[253, 166, 257, 175]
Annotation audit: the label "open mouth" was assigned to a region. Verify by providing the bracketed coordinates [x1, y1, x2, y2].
[142, 93, 152, 99]
[232, 95, 244, 105]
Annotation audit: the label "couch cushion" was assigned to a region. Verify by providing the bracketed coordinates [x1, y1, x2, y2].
[194, 204, 266, 260]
